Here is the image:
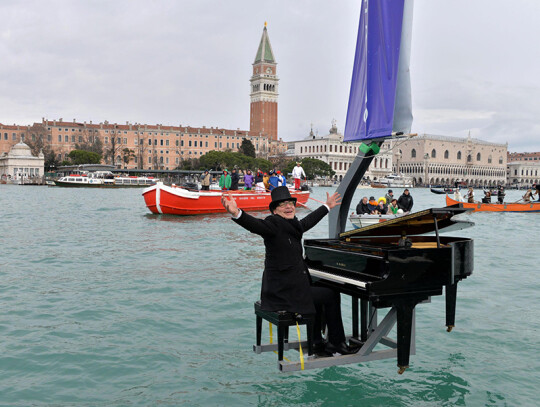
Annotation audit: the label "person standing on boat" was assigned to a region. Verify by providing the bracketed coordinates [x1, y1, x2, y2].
[292, 162, 306, 190]
[268, 170, 279, 191]
[522, 188, 534, 203]
[464, 187, 475, 203]
[243, 170, 254, 190]
[220, 186, 359, 356]
[385, 189, 394, 204]
[255, 169, 265, 192]
[230, 168, 240, 191]
[219, 169, 232, 190]
[200, 170, 211, 191]
[397, 189, 414, 212]
[276, 171, 286, 187]
[356, 196, 370, 214]
[262, 172, 270, 191]
[497, 185, 505, 204]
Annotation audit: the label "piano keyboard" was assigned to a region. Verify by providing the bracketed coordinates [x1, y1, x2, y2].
[308, 268, 367, 288]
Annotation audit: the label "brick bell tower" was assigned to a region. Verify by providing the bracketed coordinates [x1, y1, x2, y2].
[250, 23, 279, 141]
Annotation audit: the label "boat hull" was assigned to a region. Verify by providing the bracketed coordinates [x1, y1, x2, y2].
[446, 195, 540, 212]
[142, 183, 311, 215]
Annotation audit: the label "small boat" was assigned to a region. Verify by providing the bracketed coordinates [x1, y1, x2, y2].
[446, 195, 540, 212]
[54, 171, 157, 188]
[380, 174, 414, 188]
[349, 213, 405, 229]
[142, 182, 310, 215]
[370, 182, 386, 188]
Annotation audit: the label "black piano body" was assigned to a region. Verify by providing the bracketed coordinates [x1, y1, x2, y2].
[304, 207, 473, 372]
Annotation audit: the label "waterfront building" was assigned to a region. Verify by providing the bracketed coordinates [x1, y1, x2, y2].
[0, 139, 44, 183]
[507, 151, 540, 162]
[507, 162, 540, 187]
[0, 24, 287, 170]
[289, 121, 393, 182]
[392, 134, 507, 187]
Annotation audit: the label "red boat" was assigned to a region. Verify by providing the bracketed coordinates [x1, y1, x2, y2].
[446, 195, 540, 212]
[142, 182, 310, 215]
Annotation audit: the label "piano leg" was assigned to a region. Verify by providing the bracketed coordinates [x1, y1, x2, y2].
[445, 283, 458, 332]
[352, 297, 359, 338]
[361, 299, 368, 342]
[395, 299, 419, 374]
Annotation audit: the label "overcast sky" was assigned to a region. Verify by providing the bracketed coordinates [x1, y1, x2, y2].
[1, 0, 539, 152]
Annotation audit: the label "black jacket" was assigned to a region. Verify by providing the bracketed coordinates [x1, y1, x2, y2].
[397, 193, 413, 212]
[233, 206, 329, 314]
[356, 202, 371, 214]
[230, 172, 239, 190]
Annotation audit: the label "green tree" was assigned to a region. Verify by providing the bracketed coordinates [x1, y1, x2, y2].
[238, 138, 256, 158]
[122, 148, 136, 168]
[284, 157, 335, 180]
[75, 130, 104, 156]
[67, 149, 102, 165]
[199, 151, 272, 172]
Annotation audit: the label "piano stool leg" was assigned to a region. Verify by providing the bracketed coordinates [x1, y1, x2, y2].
[445, 283, 458, 332]
[256, 315, 262, 347]
[395, 300, 419, 374]
[306, 319, 314, 356]
[277, 325, 285, 361]
[284, 326, 289, 344]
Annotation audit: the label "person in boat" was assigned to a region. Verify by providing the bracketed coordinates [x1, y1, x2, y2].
[255, 169, 265, 192]
[367, 196, 378, 214]
[221, 186, 359, 357]
[376, 197, 388, 214]
[219, 169, 232, 190]
[200, 170, 211, 191]
[230, 168, 240, 191]
[522, 188, 534, 203]
[268, 170, 279, 191]
[262, 173, 270, 191]
[384, 189, 394, 204]
[464, 187, 475, 203]
[397, 189, 413, 212]
[388, 198, 400, 214]
[243, 170, 254, 190]
[276, 171, 286, 187]
[481, 190, 492, 204]
[292, 162, 306, 190]
[497, 185, 505, 204]
[355, 196, 370, 215]
[533, 183, 540, 202]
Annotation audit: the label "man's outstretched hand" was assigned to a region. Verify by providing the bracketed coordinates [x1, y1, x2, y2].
[326, 192, 342, 209]
[221, 193, 240, 217]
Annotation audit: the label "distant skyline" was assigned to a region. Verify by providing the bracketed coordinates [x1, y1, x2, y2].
[1, 0, 539, 152]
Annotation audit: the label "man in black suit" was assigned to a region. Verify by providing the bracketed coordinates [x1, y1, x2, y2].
[221, 186, 358, 356]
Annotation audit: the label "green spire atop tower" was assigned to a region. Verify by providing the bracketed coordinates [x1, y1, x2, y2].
[254, 23, 276, 63]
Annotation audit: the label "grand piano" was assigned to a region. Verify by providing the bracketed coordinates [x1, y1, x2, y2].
[303, 207, 473, 373]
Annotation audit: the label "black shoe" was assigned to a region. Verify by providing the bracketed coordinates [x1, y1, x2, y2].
[313, 342, 333, 357]
[325, 341, 360, 355]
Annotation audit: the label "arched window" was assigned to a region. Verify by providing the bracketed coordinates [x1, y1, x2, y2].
[499, 156, 503, 164]
[444, 150, 449, 159]
[457, 151, 462, 160]
[329, 145, 332, 152]
[467, 155, 472, 163]
[476, 152, 481, 161]
[431, 149, 436, 158]
[300, 147, 302, 153]
[411, 149, 416, 158]
[488, 155, 492, 163]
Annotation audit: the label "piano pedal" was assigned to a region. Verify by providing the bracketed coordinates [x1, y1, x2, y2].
[397, 365, 409, 375]
[446, 325, 454, 332]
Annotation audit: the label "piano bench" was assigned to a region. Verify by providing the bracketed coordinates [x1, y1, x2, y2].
[254, 301, 314, 361]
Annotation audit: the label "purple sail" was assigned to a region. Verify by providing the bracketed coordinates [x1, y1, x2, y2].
[344, 0, 413, 142]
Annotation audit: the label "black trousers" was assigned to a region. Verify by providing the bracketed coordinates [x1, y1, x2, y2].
[311, 286, 346, 346]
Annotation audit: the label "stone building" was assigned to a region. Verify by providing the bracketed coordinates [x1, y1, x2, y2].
[0, 139, 44, 183]
[0, 24, 287, 170]
[507, 162, 540, 187]
[392, 134, 507, 187]
[290, 121, 393, 182]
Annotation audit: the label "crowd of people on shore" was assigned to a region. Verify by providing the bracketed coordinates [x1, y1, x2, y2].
[200, 162, 307, 192]
[355, 189, 413, 216]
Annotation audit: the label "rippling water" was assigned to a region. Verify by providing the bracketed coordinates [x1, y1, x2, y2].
[1, 185, 538, 406]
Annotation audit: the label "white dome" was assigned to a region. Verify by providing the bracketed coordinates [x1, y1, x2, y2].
[8, 141, 33, 157]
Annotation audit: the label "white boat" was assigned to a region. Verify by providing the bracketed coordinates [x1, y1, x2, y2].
[349, 213, 404, 229]
[54, 171, 157, 188]
[378, 174, 414, 188]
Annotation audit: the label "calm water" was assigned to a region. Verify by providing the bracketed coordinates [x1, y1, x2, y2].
[1, 185, 538, 406]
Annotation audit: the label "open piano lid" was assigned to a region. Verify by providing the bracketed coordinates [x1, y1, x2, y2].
[341, 206, 472, 239]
